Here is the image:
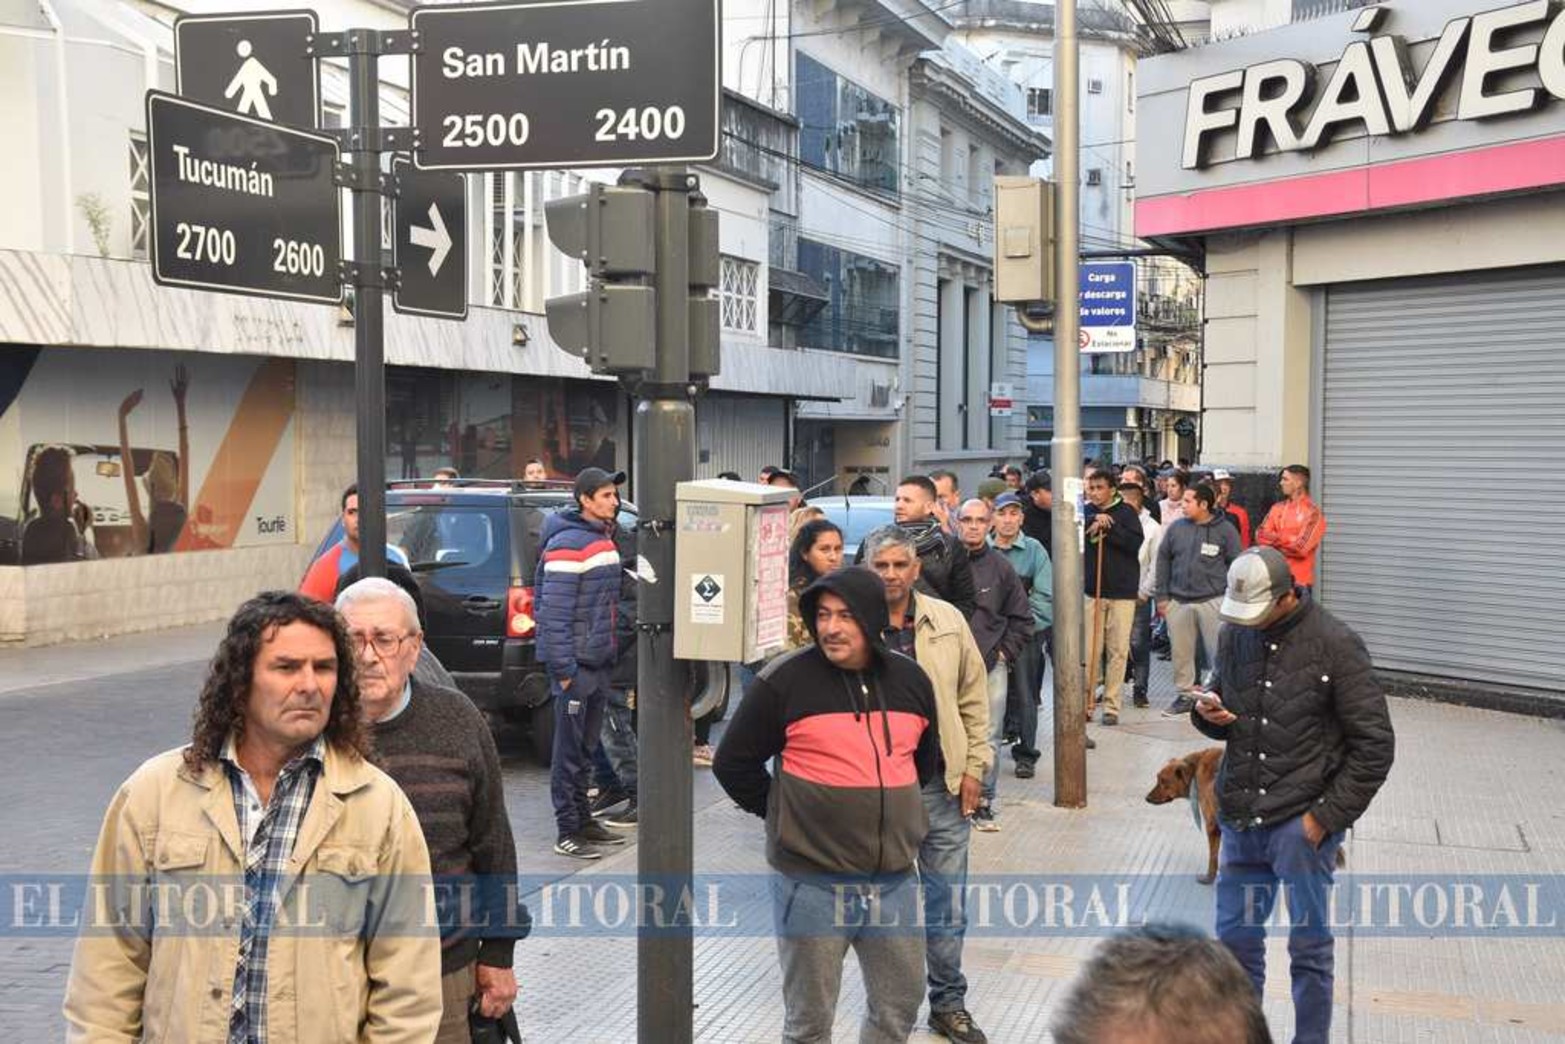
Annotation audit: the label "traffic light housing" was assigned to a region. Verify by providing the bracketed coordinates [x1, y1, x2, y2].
[544, 184, 657, 374]
[993, 176, 1056, 305]
[687, 198, 721, 382]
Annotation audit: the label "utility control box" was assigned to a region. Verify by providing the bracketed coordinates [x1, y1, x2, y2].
[674, 480, 795, 663]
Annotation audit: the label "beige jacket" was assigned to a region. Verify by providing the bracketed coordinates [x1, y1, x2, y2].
[907, 592, 993, 795]
[63, 743, 442, 1043]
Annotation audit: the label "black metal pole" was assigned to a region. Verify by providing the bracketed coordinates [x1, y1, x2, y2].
[630, 167, 695, 1044]
[349, 35, 386, 578]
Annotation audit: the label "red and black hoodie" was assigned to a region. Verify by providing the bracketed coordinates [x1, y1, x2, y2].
[714, 566, 941, 880]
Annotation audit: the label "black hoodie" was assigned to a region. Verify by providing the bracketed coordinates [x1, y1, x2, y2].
[713, 566, 941, 879]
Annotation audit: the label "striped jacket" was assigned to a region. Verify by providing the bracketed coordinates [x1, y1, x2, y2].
[534, 509, 621, 682]
[713, 567, 941, 879]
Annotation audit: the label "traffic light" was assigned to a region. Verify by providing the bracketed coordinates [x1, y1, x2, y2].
[993, 176, 1056, 305]
[687, 197, 721, 382]
[544, 184, 657, 374]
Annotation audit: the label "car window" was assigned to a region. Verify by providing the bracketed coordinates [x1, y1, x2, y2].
[390, 505, 505, 573]
[825, 503, 895, 551]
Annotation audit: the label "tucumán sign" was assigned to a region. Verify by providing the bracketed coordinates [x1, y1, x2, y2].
[1183, 0, 1565, 168]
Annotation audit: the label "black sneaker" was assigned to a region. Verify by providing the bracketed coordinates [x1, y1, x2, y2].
[1164, 694, 1198, 717]
[1101, 712, 1119, 726]
[578, 820, 629, 846]
[590, 787, 632, 817]
[1086, 735, 1097, 750]
[602, 802, 638, 828]
[553, 835, 602, 860]
[929, 1008, 988, 1043]
[1014, 761, 1036, 779]
[1132, 693, 1150, 708]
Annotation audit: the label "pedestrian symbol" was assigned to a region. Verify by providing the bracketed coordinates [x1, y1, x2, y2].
[225, 40, 278, 120]
[174, 13, 320, 130]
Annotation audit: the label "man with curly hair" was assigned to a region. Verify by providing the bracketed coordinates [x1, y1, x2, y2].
[64, 591, 442, 1043]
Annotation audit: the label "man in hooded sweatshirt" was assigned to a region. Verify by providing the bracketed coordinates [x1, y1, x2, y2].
[715, 566, 942, 1044]
[536, 467, 631, 860]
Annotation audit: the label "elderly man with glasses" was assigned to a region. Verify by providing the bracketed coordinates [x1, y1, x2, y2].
[337, 577, 524, 1043]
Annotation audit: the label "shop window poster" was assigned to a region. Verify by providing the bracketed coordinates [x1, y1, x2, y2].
[0, 348, 296, 565]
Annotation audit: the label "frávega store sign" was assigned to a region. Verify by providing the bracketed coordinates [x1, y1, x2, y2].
[1185, 0, 1565, 168]
[1135, 0, 1565, 237]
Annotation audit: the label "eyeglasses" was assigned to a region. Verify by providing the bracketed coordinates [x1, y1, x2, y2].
[348, 631, 411, 657]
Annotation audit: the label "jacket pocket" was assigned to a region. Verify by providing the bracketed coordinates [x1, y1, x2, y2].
[153, 833, 209, 872]
[312, 844, 377, 935]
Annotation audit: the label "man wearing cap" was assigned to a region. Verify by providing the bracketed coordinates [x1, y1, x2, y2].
[990, 492, 1052, 777]
[1211, 469, 1251, 548]
[1256, 464, 1327, 590]
[1193, 547, 1394, 1044]
[536, 467, 632, 859]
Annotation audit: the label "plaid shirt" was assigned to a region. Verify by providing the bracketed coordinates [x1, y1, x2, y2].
[220, 736, 325, 1044]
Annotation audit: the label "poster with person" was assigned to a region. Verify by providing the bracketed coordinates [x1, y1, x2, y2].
[0, 347, 296, 564]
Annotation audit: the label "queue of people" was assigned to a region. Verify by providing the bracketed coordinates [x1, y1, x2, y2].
[61, 458, 1379, 1044]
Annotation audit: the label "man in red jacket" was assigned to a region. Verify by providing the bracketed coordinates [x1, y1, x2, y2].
[1256, 465, 1327, 590]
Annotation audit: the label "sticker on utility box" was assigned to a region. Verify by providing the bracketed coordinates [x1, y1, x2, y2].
[691, 573, 725, 624]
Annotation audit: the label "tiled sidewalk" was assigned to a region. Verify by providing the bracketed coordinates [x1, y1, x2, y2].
[517, 665, 1565, 1043]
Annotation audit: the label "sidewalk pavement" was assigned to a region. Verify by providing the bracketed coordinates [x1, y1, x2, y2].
[7, 626, 1564, 1042]
[519, 663, 1565, 1043]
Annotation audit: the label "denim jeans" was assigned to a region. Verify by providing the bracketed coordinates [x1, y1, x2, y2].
[1215, 814, 1345, 1044]
[773, 872, 925, 1044]
[1128, 599, 1152, 698]
[1008, 633, 1044, 767]
[978, 664, 1009, 805]
[918, 781, 973, 1013]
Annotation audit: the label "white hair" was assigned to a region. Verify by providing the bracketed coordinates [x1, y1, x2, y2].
[335, 576, 421, 633]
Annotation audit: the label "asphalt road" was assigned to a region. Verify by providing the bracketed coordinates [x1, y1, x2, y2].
[0, 657, 729, 1040]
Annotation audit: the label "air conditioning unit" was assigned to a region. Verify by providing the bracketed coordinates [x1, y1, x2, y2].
[1087, 78, 1104, 94]
[1085, 169, 1103, 186]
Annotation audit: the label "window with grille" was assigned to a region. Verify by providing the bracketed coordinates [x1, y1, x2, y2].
[1086, 168, 1103, 186]
[720, 255, 759, 334]
[1026, 87, 1052, 118]
[129, 135, 149, 260]
[1088, 78, 1104, 94]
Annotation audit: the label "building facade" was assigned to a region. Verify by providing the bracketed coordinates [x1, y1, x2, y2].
[950, 0, 1204, 469]
[1138, 0, 1565, 697]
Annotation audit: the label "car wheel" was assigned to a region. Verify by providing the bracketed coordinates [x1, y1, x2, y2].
[529, 699, 555, 767]
[689, 660, 731, 722]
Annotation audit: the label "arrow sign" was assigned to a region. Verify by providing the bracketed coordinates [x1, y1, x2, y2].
[392, 157, 468, 320]
[409, 204, 452, 277]
[146, 90, 340, 304]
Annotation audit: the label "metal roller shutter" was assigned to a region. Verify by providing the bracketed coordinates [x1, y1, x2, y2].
[1321, 266, 1565, 693]
[695, 395, 787, 482]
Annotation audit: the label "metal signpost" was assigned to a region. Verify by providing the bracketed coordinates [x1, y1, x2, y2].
[409, 0, 720, 169]
[1079, 261, 1136, 352]
[146, 91, 341, 304]
[151, 3, 719, 1034]
[174, 11, 321, 128]
[392, 157, 469, 320]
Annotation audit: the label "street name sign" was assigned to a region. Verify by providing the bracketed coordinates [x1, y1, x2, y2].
[174, 11, 321, 129]
[409, 0, 720, 170]
[393, 157, 469, 320]
[1079, 261, 1136, 353]
[146, 91, 342, 304]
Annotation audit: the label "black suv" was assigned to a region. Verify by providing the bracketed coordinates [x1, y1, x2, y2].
[308, 479, 730, 763]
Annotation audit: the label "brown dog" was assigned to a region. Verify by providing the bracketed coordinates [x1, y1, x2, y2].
[1146, 747, 1349, 884]
[1146, 747, 1225, 884]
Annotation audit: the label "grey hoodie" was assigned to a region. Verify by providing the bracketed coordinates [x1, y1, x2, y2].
[1154, 516, 1242, 602]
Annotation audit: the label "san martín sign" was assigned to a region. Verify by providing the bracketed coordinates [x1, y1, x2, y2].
[1183, 0, 1565, 168]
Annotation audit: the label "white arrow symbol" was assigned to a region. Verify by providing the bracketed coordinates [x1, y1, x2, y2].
[409, 203, 452, 277]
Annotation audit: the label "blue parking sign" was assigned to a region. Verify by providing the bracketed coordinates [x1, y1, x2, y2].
[1079, 262, 1136, 352]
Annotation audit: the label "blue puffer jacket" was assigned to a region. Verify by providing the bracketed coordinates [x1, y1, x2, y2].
[535, 509, 621, 682]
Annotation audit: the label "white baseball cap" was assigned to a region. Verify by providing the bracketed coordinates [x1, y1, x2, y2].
[1219, 547, 1294, 625]
[1210, 468, 1233, 482]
